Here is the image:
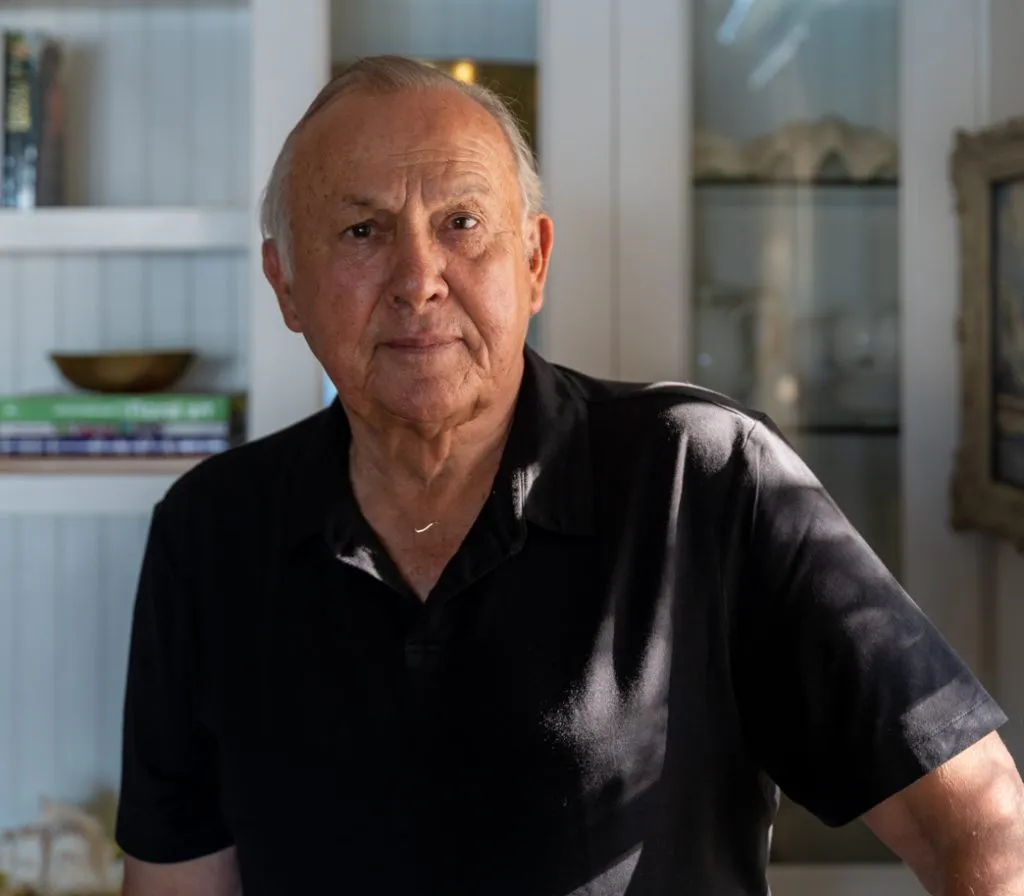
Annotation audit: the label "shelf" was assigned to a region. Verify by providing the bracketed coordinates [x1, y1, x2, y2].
[0, 208, 250, 254]
[0, 456, 204, 515]
[694, 178, 899, 188]
[2, 0, 247, 8]
[792, 423, 900, 437]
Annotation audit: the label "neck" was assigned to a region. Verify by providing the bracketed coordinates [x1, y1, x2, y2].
[347, 374, 521, 513]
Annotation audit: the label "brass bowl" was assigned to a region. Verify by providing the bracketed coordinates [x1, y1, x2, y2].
[50, 350, 196, 393]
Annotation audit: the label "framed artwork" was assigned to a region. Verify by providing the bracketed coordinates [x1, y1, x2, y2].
[951, 117, 1024, 547]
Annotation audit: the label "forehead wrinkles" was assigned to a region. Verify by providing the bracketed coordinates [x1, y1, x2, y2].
[291, 94, 522, 215]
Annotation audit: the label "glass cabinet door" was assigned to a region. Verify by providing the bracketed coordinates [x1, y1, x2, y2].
[691, 0, 901, 863]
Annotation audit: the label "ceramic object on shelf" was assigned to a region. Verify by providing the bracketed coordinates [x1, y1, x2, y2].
[694, 116, 899, 184]
[745, 115, 899, 183]
[693, 130, 749, 180]
[50, 350, 195, 394]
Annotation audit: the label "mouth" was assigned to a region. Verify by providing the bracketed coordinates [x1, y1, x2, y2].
[382, 336, 460, 354]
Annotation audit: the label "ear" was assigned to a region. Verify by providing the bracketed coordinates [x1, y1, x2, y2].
[526, 214, 554, 316]
[262, 239, 303, 333]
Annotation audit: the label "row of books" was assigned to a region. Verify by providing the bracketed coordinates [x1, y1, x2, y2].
[1, 29, 65, 208]
[0, 393, 244, 457]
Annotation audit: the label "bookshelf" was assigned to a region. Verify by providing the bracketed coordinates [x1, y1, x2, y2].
[0, 0, 327, 516]
[0, 0, 328, 838]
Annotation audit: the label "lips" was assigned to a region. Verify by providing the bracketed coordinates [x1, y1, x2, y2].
[383, 336, 459, 351]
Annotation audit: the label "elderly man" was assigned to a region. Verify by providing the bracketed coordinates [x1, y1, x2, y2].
[115, 56, 1024, 895]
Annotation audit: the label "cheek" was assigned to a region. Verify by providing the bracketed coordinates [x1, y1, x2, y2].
[296, 264, 381, 355]
[455, 255, 532, 332]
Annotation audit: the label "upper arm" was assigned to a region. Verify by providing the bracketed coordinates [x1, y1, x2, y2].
[863, 730, 1024, 890]
[732, 421, 1008, 827]
[115, 500, 234, 864]
[123, 846, 241, 896]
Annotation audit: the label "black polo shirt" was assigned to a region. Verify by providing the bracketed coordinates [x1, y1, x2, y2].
[116, 347, 1006, 895]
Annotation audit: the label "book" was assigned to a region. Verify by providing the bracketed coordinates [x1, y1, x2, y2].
[0, 435, 230, 457]
[2, 30, 65, 208]
[0, 393, 239, 425]
[0, 393, 244, 456]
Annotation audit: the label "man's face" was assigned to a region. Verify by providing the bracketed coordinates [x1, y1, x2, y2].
[264, 87, 553, 429]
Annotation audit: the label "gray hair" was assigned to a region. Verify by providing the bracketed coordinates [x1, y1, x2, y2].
[259, 55, 544, 282]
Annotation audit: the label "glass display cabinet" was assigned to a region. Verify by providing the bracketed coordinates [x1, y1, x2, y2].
[691, 0, 901, 862]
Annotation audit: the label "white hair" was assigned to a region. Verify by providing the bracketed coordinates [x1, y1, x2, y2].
[259, 55, 544, 281]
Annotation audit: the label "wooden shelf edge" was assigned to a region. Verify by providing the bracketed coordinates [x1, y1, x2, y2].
[0, 456, 207, 475]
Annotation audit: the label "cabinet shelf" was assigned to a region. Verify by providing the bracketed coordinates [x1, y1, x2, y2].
[0, 456, 204, 515]
[0, 208, 250, 254]
[792, 423, 900, 437]
[694, 178, 899, 188]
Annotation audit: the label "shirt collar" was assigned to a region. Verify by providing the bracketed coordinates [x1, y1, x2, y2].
[282, 346, 595, 553]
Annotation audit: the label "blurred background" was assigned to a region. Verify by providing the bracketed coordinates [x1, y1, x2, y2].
[0, 1, 1022, 893]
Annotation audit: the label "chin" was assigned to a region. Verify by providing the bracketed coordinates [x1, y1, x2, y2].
[377, 385, 474, 426]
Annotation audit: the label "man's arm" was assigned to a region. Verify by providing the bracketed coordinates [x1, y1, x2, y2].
[864, 731, 1024, 895]
[123, 846, 241, 896]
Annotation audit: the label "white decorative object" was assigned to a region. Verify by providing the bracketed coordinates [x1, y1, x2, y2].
[745, 115, 899, 182]
[0, 797, 123, 895]
[694, 116, 899, 184]
[693, 129, 750, 180]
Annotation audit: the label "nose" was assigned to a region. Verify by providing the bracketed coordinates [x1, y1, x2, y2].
[386, 226, 448, 311]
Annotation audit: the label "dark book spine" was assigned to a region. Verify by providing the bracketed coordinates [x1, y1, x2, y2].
[0, 436, 231, 457]
[2, 31, 63, 208]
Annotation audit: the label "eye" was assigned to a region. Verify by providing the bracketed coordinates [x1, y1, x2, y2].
[344, 221, 375, 239]
[450, 214, 479, 231]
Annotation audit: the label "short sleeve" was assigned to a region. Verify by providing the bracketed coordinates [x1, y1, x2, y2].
[115, 500, 233, 862]
[732, 419, 1007, 828]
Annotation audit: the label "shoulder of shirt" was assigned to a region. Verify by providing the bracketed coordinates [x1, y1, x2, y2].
[155, 405, 331, 519]
[551, 361, 767, 441]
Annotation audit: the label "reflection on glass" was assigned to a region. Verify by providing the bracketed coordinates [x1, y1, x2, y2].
[693, 0, 902, 864]
[992, 180, 1024, 488]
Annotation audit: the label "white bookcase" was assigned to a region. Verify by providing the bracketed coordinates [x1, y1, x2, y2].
[0, 0, 327, 518]
[0, 0, 328, 829]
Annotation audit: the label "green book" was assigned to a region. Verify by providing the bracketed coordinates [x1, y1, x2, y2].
[0, 393, 236, 425]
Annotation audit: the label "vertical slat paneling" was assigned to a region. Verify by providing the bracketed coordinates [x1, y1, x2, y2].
[0, 514, 148, 829]
[96, 517, 145, 789]
[0, 3, 252, 835]
[98, 7, 148, 205]
[100, 256, 147, 349]
[0, 4, 252, 397]
[13, 518, 58, 824]
[0, 3, 250, 206]
[0, 519, 16, 828]
[192, 9, 235, 207]
[56, 255, 103, 352]
[146, 254, 194, 350]
[188, 253, 244, 392]
[54, 518, 103, 807]
[17, 257, 62, 393]
[227, 7, 252, 209]
[147, 9, 193, 206]
[0, 259, 18, 395]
